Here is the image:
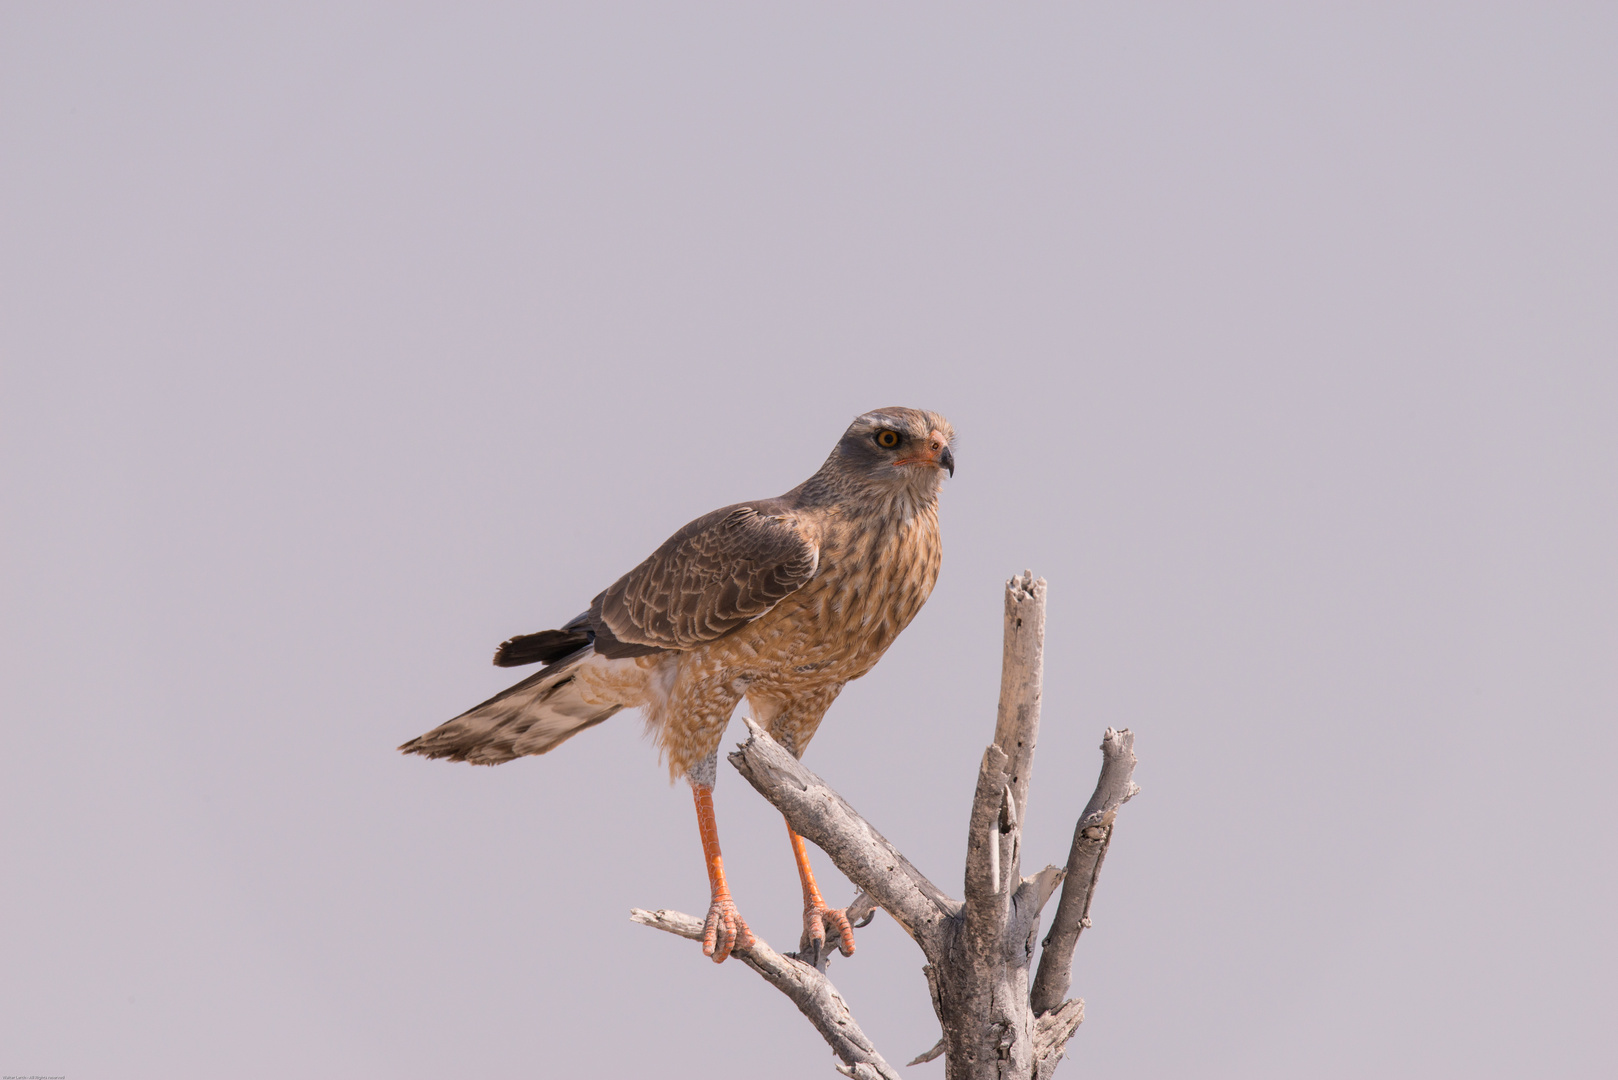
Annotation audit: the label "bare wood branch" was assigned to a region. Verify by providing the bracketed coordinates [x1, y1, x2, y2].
[1026, 865, 1066, 914]
[1075, 727, 1142, 827]
[631, 908, 902, 1080]
[729, 718, 959, 949]
[1031, 999, 1086, 1080]
[835, 1064, 893, 1080]
[996, 783, 1017, 903]
[962, 744, 1011, 954]
[630, 907, 711, 943]
[1006, 864, 1067, 963]
[1029, 728, 1139, 1017]
[993, 572, 1046, 835]
[988, 573, 1047, 928]
[908, 1037, 946, 1066]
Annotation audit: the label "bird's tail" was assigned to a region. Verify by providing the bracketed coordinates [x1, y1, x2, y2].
[398, 645, 623, 765]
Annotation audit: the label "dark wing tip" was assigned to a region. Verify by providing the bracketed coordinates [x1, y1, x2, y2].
[492, 629, 592, 668]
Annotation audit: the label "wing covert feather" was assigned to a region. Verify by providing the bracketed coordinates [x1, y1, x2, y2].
[593, 502, 818, 650]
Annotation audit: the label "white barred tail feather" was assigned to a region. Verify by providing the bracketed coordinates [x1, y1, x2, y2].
[398, 645, 623, 765]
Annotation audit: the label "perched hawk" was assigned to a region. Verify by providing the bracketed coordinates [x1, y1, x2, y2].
[400, 407, 955, 962]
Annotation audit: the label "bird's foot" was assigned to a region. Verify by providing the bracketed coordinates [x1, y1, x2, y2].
[799, 897, 856, 965]
[701, 895, 754, 964]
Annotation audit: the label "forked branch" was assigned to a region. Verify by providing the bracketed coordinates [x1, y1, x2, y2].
[631, 573, 1140, 1079]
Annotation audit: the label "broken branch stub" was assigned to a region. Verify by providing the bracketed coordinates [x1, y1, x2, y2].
[993, 572, 1046, 833]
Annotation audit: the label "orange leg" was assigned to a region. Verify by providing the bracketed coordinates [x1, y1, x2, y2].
[788, 820, 856, 960]
[693, 784, 753, 963]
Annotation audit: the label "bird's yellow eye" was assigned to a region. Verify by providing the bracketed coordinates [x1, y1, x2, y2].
[875, 430, 901, 448]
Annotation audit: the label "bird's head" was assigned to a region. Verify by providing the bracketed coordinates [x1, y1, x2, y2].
[820, 406, 955, 504]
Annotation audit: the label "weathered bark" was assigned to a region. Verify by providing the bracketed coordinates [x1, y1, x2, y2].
[632, 572, 1139, 1079]
[992, 571, 1046, 847]
[1029, 728, 1139, 1017]
[937, 573, 1047, 1079]
[631, 907, 901, 1080]
[728, 715, 959, 952]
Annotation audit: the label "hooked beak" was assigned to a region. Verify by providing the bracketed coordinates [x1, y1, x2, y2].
[896, 429, 954, 476]
[929, 427, 955, 477]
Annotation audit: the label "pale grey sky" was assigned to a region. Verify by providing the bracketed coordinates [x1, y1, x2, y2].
[3, 4, 1614, 1078]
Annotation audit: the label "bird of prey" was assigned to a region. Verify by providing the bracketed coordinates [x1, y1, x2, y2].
[400, 407, 955, 963]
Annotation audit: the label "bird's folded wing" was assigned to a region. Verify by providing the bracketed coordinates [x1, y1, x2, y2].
[592, 501, 819, 651]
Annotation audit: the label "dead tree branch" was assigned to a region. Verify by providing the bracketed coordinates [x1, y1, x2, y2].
[992, 570, 1046, 842]
[729, 716, 960, 948]
[632, 572, 1140, 1079]
[1030, 728, 1139, 1016]
[631, 908, 902, 1080]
